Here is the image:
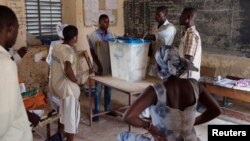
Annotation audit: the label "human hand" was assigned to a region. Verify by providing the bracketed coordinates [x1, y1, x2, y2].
[40, 57, 46, 61]
[89, 67, 94, 74]
[123, 33, 129, 37]
[96, 66, 103, 76]
[148, 124, 167, 141]
[17, 47, 28, 58]
[123, 33, 137, 38]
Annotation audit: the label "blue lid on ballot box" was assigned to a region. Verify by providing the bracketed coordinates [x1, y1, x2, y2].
[108, 37, 151, 44]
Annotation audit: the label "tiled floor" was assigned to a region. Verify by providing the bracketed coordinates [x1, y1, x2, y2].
[33, 90, 249, 141]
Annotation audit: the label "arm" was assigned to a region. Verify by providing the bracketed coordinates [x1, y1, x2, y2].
[64, 61, 78, 83]
[123, 86, 167, 140]
[184, 55, 194, 62]
[87, 35, 103, 75]
[9, 47, 27, 64]
[90, 48, 103, 75]
[123, 86, 157, 127]
[194, 83, 222, 125]
[184, 33, 198, 62]
[127, 33, 156, 41]
[78, 50, 94, 74]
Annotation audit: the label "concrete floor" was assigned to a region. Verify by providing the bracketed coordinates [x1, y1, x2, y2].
[33, 90, 249, 141]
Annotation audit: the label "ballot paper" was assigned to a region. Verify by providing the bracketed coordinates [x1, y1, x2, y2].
[29, 110, 44, 117]
[34, 50, 47, 62]
[214, 78, 236, 88]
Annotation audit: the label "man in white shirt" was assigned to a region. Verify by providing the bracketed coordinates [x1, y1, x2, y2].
[129, 6, 176, 77]
[179, 7, 201, 81]
[128, 6, 176, 118]
[0, 6, 32, 141]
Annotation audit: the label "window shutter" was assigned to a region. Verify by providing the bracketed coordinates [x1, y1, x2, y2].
[25, 0, 62, 38]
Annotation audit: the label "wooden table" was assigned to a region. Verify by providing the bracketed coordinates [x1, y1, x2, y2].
[32, 113, 60, 139]
[88, 75, 160, 130]
[203, 82, 250, 103]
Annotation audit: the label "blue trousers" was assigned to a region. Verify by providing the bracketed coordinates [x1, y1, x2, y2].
[93, 82, 112, 113]
[84, 83, 111, 113]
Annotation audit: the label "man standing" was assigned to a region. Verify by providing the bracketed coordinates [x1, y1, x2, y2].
[130, 6, 176, 77]
[87, 14, 113, 121]
[0, 6, 32, 141]
[179, 7, 202, 81]
[51, 25, 80, 141]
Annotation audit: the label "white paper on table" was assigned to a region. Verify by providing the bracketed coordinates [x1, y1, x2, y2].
[29, 110, 45, 117]
[19, 83, 26, 93]
[214, 78, 236, 88]
[34, 50, 47, 62]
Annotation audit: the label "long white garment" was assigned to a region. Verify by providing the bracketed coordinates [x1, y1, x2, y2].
[0, 46, 32, 141]
[59, 95, 80, 134]
[50, 44, 80, 99]
[147, 20, 176, 77]
[46, 40, 63, 110]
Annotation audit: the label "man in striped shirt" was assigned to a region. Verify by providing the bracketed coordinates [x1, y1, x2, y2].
[179, 7, 202, 81]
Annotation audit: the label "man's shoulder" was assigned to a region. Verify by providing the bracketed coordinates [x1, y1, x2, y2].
[50, 40, 63, 47]
[0, 52, 12, 61]
[163, 22, 176, 31]
[187, 27, 200, 36]
[167, 22, 175, 27]
[88, 30, 98, 37]
[186, 30, 200, 40]
[54, 44, 73, 55]
[87, 31, 99, 41]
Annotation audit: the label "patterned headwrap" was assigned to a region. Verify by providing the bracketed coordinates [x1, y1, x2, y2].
[155, 45, 198, 79]
[56, 22, 68, 39]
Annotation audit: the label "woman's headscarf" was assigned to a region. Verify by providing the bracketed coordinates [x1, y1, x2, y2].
[155, 45, 198, 79]
[56, 22, 68, 39]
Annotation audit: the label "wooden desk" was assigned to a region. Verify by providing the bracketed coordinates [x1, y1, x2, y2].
[88, 76, 160, 130]
[32, 113, 60, 139]
[203, 82, 250, 103]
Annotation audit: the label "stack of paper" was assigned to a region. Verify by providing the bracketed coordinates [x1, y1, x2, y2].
[214, 78, 236, 88]
[34, 50, 47, 62]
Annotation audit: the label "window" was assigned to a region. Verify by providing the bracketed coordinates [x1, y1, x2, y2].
[25, 0, 62, 38]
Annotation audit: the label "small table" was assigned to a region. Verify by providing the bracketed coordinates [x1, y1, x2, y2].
[32, 113, 60, 139]
[88, 75, 160, 130]
[203, 82, 250, 103]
